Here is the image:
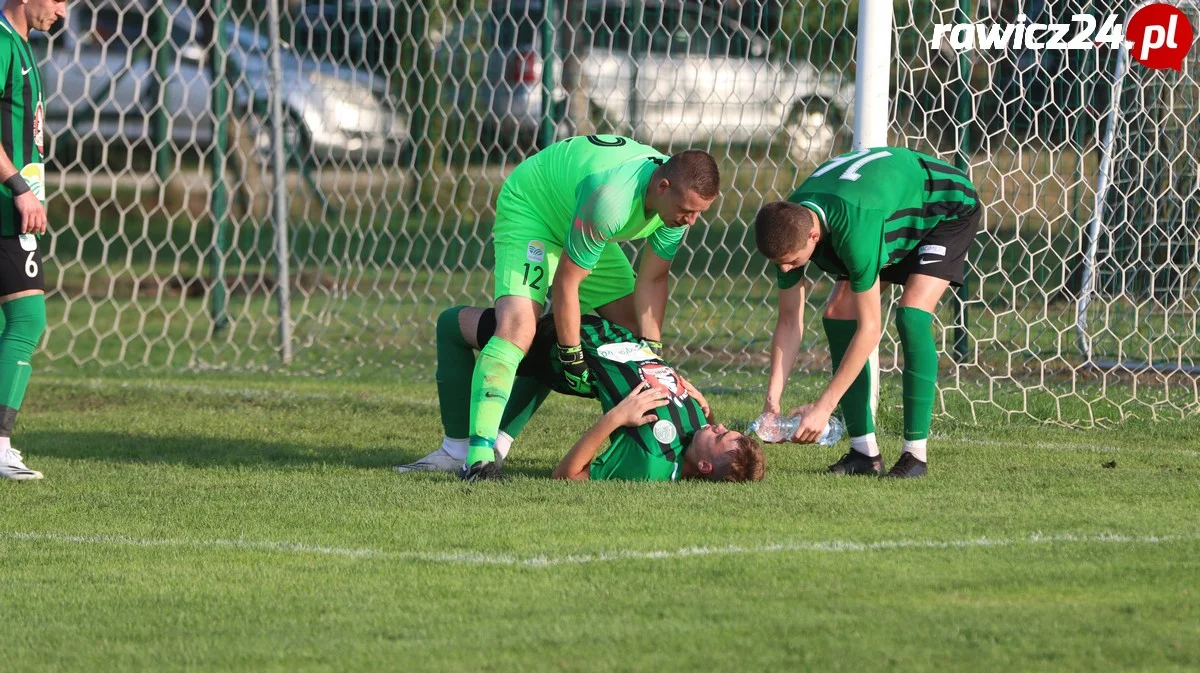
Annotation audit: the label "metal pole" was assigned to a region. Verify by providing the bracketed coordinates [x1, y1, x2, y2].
[539, 0, 557, 149]
[208, 0, 230, 333]
[952, 0, 972, 362]
[1077, 45, 1129, 363]
[267, 0, 294, 363]
[628, 0, 646, 139]
[852, 0, 892, 150]
[854, 0, 893, 416]
[152, 3, 174, 183]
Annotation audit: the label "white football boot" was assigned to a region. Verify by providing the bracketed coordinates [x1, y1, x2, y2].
[0, 448, 43, 481]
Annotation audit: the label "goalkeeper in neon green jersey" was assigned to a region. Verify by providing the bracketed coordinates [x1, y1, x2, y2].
[459, 135, 720, 481]
[400, 306, 764, 483]
[755, 147, 982, 479]
[0, 0, 66, 481]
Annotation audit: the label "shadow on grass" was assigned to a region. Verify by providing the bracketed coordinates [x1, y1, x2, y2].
[21, 429, 558, 479]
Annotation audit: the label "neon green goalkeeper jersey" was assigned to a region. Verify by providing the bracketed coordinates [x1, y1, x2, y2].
[776, 147, 978, 292]
[501, 134, 683, 270]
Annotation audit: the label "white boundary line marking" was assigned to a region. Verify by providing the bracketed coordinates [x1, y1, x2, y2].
[3, 531, 1194, 568]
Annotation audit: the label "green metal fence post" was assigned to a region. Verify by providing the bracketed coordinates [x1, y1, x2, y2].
[208, 0, 231, 333]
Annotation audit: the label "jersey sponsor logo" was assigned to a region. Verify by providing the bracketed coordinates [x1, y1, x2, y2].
[19, 163, 44, 201]
[596, 341, 656, 363]
[33, 98, 43, 155]
[652, 419, 678, 444]
[18, 234, 36, 251]
[637, 362, 690, 407]
[526, 240, 545, 263]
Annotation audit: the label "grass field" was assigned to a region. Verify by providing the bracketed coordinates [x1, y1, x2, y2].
[2, 370, 1198, 672]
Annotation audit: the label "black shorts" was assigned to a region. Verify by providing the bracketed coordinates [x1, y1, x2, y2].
[0, 234, 44, 295]
[475, 308, 586, 396]
[876, 206, 982, 288]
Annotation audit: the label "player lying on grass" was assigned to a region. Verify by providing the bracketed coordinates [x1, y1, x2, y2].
[398, 306, 765, 482]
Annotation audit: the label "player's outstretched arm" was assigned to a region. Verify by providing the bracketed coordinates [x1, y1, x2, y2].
[791, 280, 882, 442]
[764, 281, 806, 415]
[552, 383, 668, 480]
[633, 250, 671, 341]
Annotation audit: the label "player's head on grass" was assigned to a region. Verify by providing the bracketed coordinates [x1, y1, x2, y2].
[754, 200, 821, 271]
[6, 0, 68, 33]
[648, 150, 720, 227]
[682, 424, 765, 482]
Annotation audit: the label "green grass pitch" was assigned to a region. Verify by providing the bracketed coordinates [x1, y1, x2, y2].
[2, 370, 1198, 672]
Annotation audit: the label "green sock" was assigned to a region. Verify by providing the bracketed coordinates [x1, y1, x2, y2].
[897, 307, 937, 441]
[0, 295, 46, 437]
[822, 317, 875, 437]
[435, 306, 474, 439]
[500, 376, 551, 439]
[468, 336, 525, 464]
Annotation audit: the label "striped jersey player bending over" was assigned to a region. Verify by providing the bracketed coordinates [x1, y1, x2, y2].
[755, 147, 982, 479]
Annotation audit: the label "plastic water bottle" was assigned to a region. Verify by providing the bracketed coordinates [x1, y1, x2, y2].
[748, 412, 845, 446]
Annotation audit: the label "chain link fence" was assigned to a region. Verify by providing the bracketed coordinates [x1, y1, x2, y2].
[33, 0, 1200, 422]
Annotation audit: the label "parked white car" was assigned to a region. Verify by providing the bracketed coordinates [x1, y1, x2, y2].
[35, 0, 407, 164]
[437, 0, 853, 160]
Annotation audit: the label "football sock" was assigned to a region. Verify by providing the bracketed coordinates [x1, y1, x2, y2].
[902, 439, 928, 462]
[495, 431, 514, 462]
[0, 295, 45, 439]
[822, 317, 875, 437]
[435, 306, 474, 440]
[897, 307, 936, 443]
[850, 433, 880, 457]
[440, 436, 468, 461]
[467, 336, 524, 464]
[500, 376, 551, 440]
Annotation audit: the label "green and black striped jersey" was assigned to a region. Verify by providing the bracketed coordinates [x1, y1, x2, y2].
[577, 317, 708, 481]
[0, 15, 45, 237]
[776, 147, 978, 292]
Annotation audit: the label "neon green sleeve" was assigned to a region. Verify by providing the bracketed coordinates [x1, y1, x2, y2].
[646, 225, 683, 261]
[564, 175, 637, 270]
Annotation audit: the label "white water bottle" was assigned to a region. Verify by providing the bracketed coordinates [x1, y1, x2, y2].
[749, 412, 845, 446]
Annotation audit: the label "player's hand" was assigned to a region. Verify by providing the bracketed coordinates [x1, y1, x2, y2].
[762, 399, 781, 417]
[557, 343, 592, 395]
[786, 402, 833, 444]
[607, 382, 668, 427]
[15, 192, 46, 235]
[678, 375, 714, 424]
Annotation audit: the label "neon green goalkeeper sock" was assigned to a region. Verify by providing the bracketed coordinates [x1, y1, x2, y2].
[467, 336, 525, 464]
[897, 307, 937, 441]
[822, 317, 875, 437]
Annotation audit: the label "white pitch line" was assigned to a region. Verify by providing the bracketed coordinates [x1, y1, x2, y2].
[3, 531, 1194, 569]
